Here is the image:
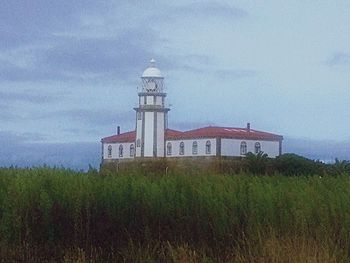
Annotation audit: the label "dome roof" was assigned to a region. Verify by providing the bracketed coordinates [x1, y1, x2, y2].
[142, 59, 163, 78]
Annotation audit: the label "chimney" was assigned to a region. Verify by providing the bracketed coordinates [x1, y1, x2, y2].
[247, 122, 251, 132]
[117, 126, 120, 135]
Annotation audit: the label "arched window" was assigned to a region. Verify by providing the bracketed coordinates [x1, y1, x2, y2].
[206, 140, 211, 154]
[107, 145, 112, 158]
[119, 145, 123, 157]
[255, 142, 261, 154]
[137, 139, 141, 147]
[167, 142, 172, 156]
[179, 142, 185, 155]
[192, 141, 198, 155]
[130, 144, 135, 157]
[240, 141, 247, 155]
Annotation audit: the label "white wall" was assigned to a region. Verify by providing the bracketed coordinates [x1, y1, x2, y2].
[136, 94, 167, 157]
[144, 112, 154, 156]
[221, 139, 280, 158]
[140, 96, 145, 105]
[103, 142, 135, 160]
[156, 112, 165, 157]
[166, 138, 216, 157]
[103, 138, 280, 160]
[146, 96, 154, 105]
[140, 95, 163, 106]
[135, 114, 142, 157]
[156, 96, 163, 106]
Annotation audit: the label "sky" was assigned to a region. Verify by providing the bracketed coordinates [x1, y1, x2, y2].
[1, 1, 350, 168]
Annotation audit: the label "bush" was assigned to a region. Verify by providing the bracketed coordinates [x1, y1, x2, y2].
[244, 152, 269, 175]
[274, 153, 325, 176]
[327, 159, 350, 176]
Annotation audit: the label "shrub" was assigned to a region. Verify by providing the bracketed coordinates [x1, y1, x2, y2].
[244, 151, 269, 175]
[327, 159, 350, 176]
[274, 153, 325, 176]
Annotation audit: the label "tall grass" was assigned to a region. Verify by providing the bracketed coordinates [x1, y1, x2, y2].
[0, 167, 349, 261]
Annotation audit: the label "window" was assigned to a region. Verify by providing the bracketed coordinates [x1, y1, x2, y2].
[179, 142, 185, 155]
[192, 141, 198, 155]
[240, 141, 247, 155]
[130, 144, 135, 157]
[137, 139, 141, 147]
[206, 140, 211, 154]
[107, 145, 112, 158]
[167, 142, 172, 156]
[137, 112, 141, 120]
[119, 145, 123, 157]
[255, 142, 261, 154]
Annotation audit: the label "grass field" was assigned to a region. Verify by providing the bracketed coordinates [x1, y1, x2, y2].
[0, 167, 349, 262]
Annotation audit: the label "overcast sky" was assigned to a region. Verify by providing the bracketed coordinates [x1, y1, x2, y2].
[1, 1, 350, 167]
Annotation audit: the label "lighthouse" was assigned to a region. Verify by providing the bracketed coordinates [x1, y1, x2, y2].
[101, 59, 283, 164]
[134, 59, 170, 157]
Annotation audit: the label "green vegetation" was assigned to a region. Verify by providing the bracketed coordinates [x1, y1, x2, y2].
[0, 163, 349, 262]
[244, 151, 269, 174]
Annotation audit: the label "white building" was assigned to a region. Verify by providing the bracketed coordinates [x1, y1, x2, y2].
[101, 60, 283, 163]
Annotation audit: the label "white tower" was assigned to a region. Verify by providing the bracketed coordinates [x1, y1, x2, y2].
[134, 59, 170, 158]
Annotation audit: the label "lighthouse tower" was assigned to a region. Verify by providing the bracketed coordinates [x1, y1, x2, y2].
[134, 59, 170, 158]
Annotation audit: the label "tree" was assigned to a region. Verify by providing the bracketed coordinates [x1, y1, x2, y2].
[274, 153, 324, 176]
[330, 158, 350, 176]
[244, 151, 269, 175]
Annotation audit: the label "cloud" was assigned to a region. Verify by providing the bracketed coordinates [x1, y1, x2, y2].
[0, 109, 19, 122]
[0, 89, 60, 122]
[326, 52, 350, 66]
[215, 69, 257, 79]
[0, 91, 56, 104]
[0, 131, 100, 170]
[284, 137, 350, 162]
[63, 109, 134, 127]
[41, 29, 156, 77]
[0, 131, 47, 144]
[180, 66, 256, 79]
[166, 1, 247, 20]
[0, 55, 64, 82]
[0, 1, 168, 83]
[37, 109, 135, 128]
[147, 1, 248, 30]
[0, 140, 100, 170]
[165, 53, 256, 79]
[0, 1, 111, 47]
[171, 120, 217, 131]
[0, 27, 164, 83]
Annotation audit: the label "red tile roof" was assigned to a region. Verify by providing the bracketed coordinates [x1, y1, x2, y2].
[167, 126, 283, 141]
[101, 129, 183, 143]
[101, 126, 282, 143]
[165, 128, 183, 137]
[101, 130, 136, 143]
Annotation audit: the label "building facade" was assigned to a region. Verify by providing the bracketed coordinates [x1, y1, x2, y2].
[101, 60, 283, 163]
